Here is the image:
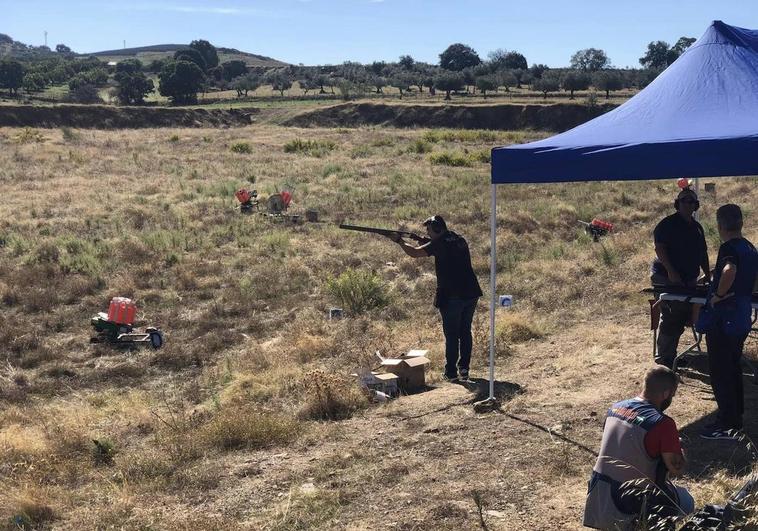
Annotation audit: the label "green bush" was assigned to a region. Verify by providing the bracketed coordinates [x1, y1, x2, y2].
[428, 151, 473, 167]
[407, 139, 433, 154]
[326, 268, 389, 314]
[230, 142, 252, 154]
[284, 138, 336, 157]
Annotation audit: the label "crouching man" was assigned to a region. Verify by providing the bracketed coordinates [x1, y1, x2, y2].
[583, 366, 695, 529]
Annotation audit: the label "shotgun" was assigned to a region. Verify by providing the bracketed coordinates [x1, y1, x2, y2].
[339, 224, 429, 243]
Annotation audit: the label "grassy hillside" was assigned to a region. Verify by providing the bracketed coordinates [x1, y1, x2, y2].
[88, 43, 287, 68]
[0, 124, 756, 529]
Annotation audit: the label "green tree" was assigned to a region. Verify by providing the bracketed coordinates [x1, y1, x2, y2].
[22, 72, 46, 93]
[561, 71, 591, 99]
[434, 71, 465, 100]
[222, 60, 247, 81]
[67, 84, 102, 104]
[475, 75, 498, 98]
[570, 48, 610, 71]
[174, 49, 206, 72]
[532, 72, 561, 99]
[389, 72, 413, 98]
[489, 50, 528, 71]
[264, 69, 292, 96]
[497, 70, 518, 92]
[55, 43, 72, 54]
[0, 60, 25, 96]
[116, 59, 143, 75]
[114, 69, 154, 105]
[0, 34, 13, 45]
[530, 63, 549, 79]
[671, 36, 696, 57]
[189, 39, 219, 70]
[159, 60, 206, 104]
[231, 73, 261, 97]
[369, 61, 387, 76]
[639, 41, 670, 69]
[592, 70, 623, 99]
[398, 55, 415, 70]
[439, 43, 481, 71]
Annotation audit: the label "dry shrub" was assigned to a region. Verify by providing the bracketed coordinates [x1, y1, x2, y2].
[0, 488, 56, 530]
[269, 488, 344, 531]
[90, 362, 147, 384]
[290, 333, 334, 363]
[115, 448, 174, 484]
[198, 406, 299, 451]
[151, 342, 207, 370]
[496, 312, 544, 343]
[298, 369, 368, 421]
[19, 347, 56, 369]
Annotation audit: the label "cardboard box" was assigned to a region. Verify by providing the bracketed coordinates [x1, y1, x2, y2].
[380, 355, 431, 392]
[353, 370, 399, 397]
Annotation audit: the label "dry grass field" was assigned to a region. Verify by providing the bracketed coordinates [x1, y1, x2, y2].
[0, 122, 757, 530]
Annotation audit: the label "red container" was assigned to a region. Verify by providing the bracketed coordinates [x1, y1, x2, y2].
[280, 190, 292, 208]
[235, 189, 251, 204]
[591, 219, 614, 233]
[108, 297, 136, 325]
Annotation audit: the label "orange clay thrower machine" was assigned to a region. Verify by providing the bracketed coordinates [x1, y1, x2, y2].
[90, 297, 164, 349]
[235, 188, 292, 215]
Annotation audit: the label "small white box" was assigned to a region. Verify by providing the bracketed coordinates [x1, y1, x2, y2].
[499, 295, 513, 308]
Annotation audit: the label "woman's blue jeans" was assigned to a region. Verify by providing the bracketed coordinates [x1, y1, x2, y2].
[439, 297, 478, 378]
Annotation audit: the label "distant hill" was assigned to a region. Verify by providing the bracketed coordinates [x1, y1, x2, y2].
[88, 44, 288, 68]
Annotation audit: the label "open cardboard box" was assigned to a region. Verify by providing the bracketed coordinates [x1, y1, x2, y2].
[380, 349, 430, 392]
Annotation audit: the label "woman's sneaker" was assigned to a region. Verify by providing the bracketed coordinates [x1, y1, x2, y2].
[458, 370, 470, 381]
[442, 373, 458, 382]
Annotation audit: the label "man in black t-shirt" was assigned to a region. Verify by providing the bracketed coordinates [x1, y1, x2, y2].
[651, 188, 710, 368]
[388, 215, 483, 381]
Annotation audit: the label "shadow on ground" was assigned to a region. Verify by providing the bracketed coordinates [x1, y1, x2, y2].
[678, 352, 758, 483]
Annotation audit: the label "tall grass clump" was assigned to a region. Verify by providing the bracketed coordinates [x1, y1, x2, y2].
[428, 151, 473, 167]
[230, 142, 252, 154]
[326, 268, 389, 315]
[407, 139, 433, 154]
[199, 407, 298, 450]
[298, 370, 367, 421]
[284, 139, 336, 157]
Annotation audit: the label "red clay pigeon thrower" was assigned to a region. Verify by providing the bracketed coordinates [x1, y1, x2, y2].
[90, 297, 164, 349]
[579, 218, 613, 242]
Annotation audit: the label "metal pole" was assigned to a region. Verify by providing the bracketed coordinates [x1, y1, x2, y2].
[489, 183, 497, 400]
[694, 178, 700, 221]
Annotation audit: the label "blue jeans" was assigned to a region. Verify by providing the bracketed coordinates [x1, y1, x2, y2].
[439, 297, 478, 377]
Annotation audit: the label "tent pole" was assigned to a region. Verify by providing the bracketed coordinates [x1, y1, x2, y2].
[474, 182, 499, 413]
[489, 183, 497, 400]
[694, 178, 700, 222]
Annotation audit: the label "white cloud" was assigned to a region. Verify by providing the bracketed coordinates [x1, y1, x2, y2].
[113, 4, 266, 16]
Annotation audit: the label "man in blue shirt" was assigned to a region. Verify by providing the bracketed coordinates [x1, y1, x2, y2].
[701, 204, 758, 440]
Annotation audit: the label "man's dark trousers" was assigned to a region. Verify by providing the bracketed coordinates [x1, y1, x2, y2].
[707, 326, 748, 429]
[652, 273, 695, 368]
[439, 297, 478, 378]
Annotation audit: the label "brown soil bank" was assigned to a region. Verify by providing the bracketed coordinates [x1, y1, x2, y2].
[0, 104, 258, 128]
[283, 101, 617, 131]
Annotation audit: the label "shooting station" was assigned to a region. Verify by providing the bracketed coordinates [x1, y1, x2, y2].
[485, 21, 758, 409]
[90, 297, 164, 349]
[235, 187, 305, 222]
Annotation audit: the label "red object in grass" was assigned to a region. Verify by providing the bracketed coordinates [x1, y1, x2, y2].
[280, 190, 292, 208]
[108, 297, 136, 325]
[591, 218, 614, 233]
[235, 189, 252, 204]
[677, 177, 692, 190]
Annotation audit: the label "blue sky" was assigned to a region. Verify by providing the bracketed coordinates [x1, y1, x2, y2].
[3, 1, 757, 67]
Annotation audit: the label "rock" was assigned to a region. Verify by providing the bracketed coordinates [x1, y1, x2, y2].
[485, 510, 507, 519]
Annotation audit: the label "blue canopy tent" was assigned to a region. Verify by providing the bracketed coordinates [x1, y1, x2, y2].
[483, 21, 758, 403]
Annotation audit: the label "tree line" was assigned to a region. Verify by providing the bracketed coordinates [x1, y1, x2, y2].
[0, 33, 698, 105]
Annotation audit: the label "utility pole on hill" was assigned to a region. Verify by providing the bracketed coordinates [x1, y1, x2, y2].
[44, 30, 47, 47]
